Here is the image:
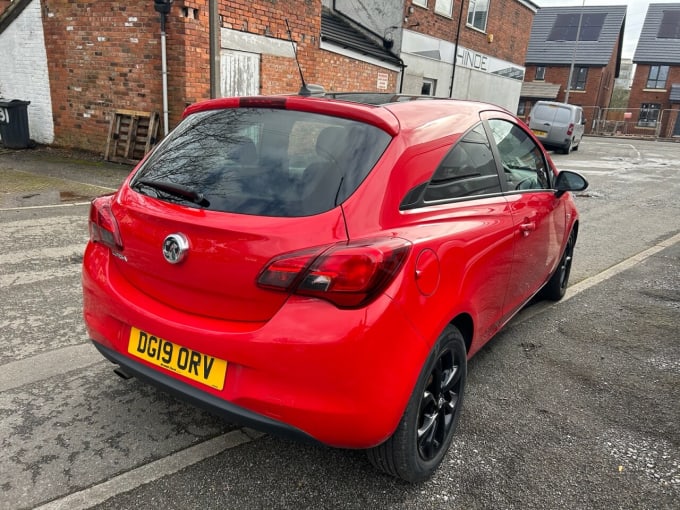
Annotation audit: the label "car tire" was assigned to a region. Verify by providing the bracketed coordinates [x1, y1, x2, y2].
[561, 139, 573, 154]
[540, 229, 576, 301]
[367, 325, 467, 482]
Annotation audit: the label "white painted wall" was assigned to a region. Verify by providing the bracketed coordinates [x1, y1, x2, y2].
[400, 30, 524, 112]
[0, 0, 54, 144]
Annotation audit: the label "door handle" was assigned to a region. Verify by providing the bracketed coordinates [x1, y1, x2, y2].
[519, 221, 536, 236]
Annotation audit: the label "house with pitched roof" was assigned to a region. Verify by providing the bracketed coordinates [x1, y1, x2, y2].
[519, 4, 626, 128]
[627, 3, 680, 138]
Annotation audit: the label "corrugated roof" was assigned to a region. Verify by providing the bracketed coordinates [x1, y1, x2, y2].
[671, 83, 680, 102]
[633, 3, 680, 64]
[520, 81, 561, 99]
[525, 5, 627, 66]
[320, 9, 402, 67]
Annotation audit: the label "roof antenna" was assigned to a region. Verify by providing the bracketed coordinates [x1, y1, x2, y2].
[285, 19, 312, 97]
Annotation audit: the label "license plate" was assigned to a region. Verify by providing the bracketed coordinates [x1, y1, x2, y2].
[128, 327, 227, 390]
[532, 129, 547, 137]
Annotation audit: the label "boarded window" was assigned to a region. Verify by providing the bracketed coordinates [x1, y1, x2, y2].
[220, 50, 260, 97]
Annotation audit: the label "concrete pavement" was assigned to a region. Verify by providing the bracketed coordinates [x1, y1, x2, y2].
[0, 146, 131, 209]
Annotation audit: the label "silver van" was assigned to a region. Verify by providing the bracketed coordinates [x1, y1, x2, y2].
[528, 101, 585, 154]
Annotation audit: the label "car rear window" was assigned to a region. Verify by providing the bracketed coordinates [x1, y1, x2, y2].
[131, 108, 392, 217]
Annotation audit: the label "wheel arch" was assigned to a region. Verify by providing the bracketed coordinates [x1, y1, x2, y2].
[449, 313, 473, 354]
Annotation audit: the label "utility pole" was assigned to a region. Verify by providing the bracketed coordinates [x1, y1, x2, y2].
[565, 0, 585, 104]
[209, 0, 220, 98]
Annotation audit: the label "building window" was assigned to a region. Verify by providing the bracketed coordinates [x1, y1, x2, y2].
[435, 0, 453, 17]
[638, 103, 661, 127]
[646, 65, 669, 89]
[570, 67, 588, 90]
[517, 102, 526, 116]
[467, 0, 490, 32]
[535, 66, 546, 81]
[412, 0, 428, 7]
[422, 78, 437, 96]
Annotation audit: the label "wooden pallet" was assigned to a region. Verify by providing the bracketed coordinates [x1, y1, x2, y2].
[105, 109, 160, 164]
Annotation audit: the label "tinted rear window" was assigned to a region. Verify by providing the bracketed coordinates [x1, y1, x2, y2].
[131, 108, 391, 217]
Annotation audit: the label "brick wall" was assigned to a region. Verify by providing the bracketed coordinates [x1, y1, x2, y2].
[33, 0, 397, 153]
[41, 1, 162, 151]
[627, 64, 680, 137]
[460, 0, 535, 66]
[405, 0, 535, 67]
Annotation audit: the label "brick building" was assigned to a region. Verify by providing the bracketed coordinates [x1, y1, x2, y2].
[520, 5, 626, 130]
[0, 0, 401, 154]
[627, 3, 680, 138]
[336, 0, 538, 111]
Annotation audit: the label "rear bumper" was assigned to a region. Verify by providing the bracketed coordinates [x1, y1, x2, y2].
[83, 242, 430, 448]
[92, 341, 320, 445]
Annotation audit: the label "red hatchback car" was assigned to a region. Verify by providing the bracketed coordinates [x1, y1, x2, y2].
[83, 94, 588, 482]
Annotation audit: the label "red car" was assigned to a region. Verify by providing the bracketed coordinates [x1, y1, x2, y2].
[83, 94, 587, 482]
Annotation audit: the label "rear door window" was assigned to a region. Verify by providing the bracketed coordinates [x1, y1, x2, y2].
[424, 124, 502, 202]
[131, 109, 391, 217]
[553, 107, 571, 124]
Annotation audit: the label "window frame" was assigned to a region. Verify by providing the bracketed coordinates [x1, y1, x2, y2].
[535, 66, 546, 81]
[570, 67, 588, 91]
[637, 103, 661, 128]
[412, 0, 428, 8]
[467, 0, 490, 32]
[486, 117, 553, 193]
[434, 0, 453, 17]
[646, 65, 669, 89]
[421, 78, 437, 96]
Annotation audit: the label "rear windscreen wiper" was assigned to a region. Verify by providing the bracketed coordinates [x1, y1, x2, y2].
[134, 179, 210, 207]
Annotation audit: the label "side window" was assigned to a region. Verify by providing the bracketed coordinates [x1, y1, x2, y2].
[424, 124, 502, 202]
[487, 119, 551, 191]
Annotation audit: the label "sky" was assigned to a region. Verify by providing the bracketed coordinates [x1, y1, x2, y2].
[534, 0, 680, 59]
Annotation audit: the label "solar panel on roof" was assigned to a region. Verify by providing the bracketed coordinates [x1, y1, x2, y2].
[658, 10, 680, 39]
[547, 13, 606, 42]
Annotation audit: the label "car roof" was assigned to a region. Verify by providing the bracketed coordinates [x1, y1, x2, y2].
[183, 94, 506, 139]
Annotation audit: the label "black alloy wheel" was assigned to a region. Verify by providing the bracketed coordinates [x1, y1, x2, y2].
[367, 325, 467, 482]
[541, 229, 576, 301]
[417, 347, 461, 461]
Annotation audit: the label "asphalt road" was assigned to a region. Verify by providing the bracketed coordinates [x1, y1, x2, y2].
[0, 137, 678, 509]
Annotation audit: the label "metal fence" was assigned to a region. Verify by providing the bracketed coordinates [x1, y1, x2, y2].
[586, 107, 680, 140]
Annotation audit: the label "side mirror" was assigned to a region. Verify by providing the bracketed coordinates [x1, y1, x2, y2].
[555, 170, 588, 198]
[582, 118, 587, 125]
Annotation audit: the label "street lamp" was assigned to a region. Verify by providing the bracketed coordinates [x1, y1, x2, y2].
[564, 0, 585, 104]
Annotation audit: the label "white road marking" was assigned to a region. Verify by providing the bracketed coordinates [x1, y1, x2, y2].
[0, 264, 81, 288]
[512, 231, 680, 325]
[0, 201, 94, 212]
[0, 344, 103, 392]
[33, 430, 259, 510]
[0, 243, 86, 265]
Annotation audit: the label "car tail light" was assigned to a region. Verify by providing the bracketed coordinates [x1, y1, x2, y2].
[89, 195, 123, 251]
[257, 238, 412, 308]
[239, 97, 287, 109]
[567, 123, 574, 136]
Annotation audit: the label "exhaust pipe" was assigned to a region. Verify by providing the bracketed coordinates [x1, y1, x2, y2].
[113, 366, 133, 380]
